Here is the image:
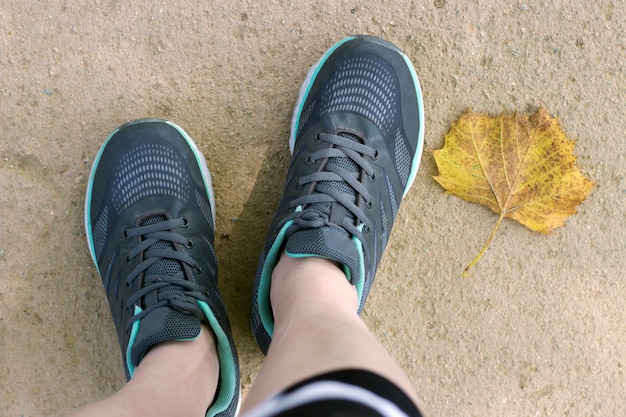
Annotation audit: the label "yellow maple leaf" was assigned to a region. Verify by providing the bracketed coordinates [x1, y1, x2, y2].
[433, 107, 594, 276]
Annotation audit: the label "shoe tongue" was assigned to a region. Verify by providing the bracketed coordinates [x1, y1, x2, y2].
[284, 132, 366, 284]
[141, 215, 184, 278]
[129, 307, 202, 371]
[128, 215, 200, 371]
[325, 131, 361, 195]
[310, 132, 362, 230]
[285, 227, 361, 285]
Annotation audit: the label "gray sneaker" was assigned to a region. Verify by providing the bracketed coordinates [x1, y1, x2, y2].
[85, 119, 240, 416]
[251, 35, 425, 354]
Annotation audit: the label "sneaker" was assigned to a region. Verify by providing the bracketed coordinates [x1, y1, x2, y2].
[85, 119, 240, 417]
[251, 35, 425, 354]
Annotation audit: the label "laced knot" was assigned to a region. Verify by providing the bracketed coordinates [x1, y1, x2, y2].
[286, 131, 378, 238]
[123, 216, 208, 331]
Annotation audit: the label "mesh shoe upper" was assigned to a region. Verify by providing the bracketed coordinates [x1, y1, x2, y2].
[85, 119, 240, 417]
[251, 36, 425, 354]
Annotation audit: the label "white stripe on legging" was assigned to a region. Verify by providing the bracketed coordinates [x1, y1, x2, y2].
[241, 379, 410, 417]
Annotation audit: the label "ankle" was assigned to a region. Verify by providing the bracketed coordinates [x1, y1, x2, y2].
[128, 325, 219, 414]
[270, 253, 359, 320]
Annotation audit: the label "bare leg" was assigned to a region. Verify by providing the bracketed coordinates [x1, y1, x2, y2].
[242, 253, 418, 412]
[67, 325, 219, 417]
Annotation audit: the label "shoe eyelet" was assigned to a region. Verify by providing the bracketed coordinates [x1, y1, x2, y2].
[363, 225, 371, 234]
[125, 255, 131, 263]
[295, 181, 302, 190]
[314, 133, 322, 142]
[181, 217, 190, 228]
[305, 155, 314, 165]
[365, 200, 373, 210]
[185, 240, 194, 249]
[368, 172, 376, 181]
[193, 265, 202, 275]
[122, 227, 130, 240]
[372, 150, 380, 161]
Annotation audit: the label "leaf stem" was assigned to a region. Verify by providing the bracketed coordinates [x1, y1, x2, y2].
[463, 212, 505, 277]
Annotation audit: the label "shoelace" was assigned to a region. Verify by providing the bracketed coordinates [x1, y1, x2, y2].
[123, 217, 207, 331]
[285, 132, 378, 238]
